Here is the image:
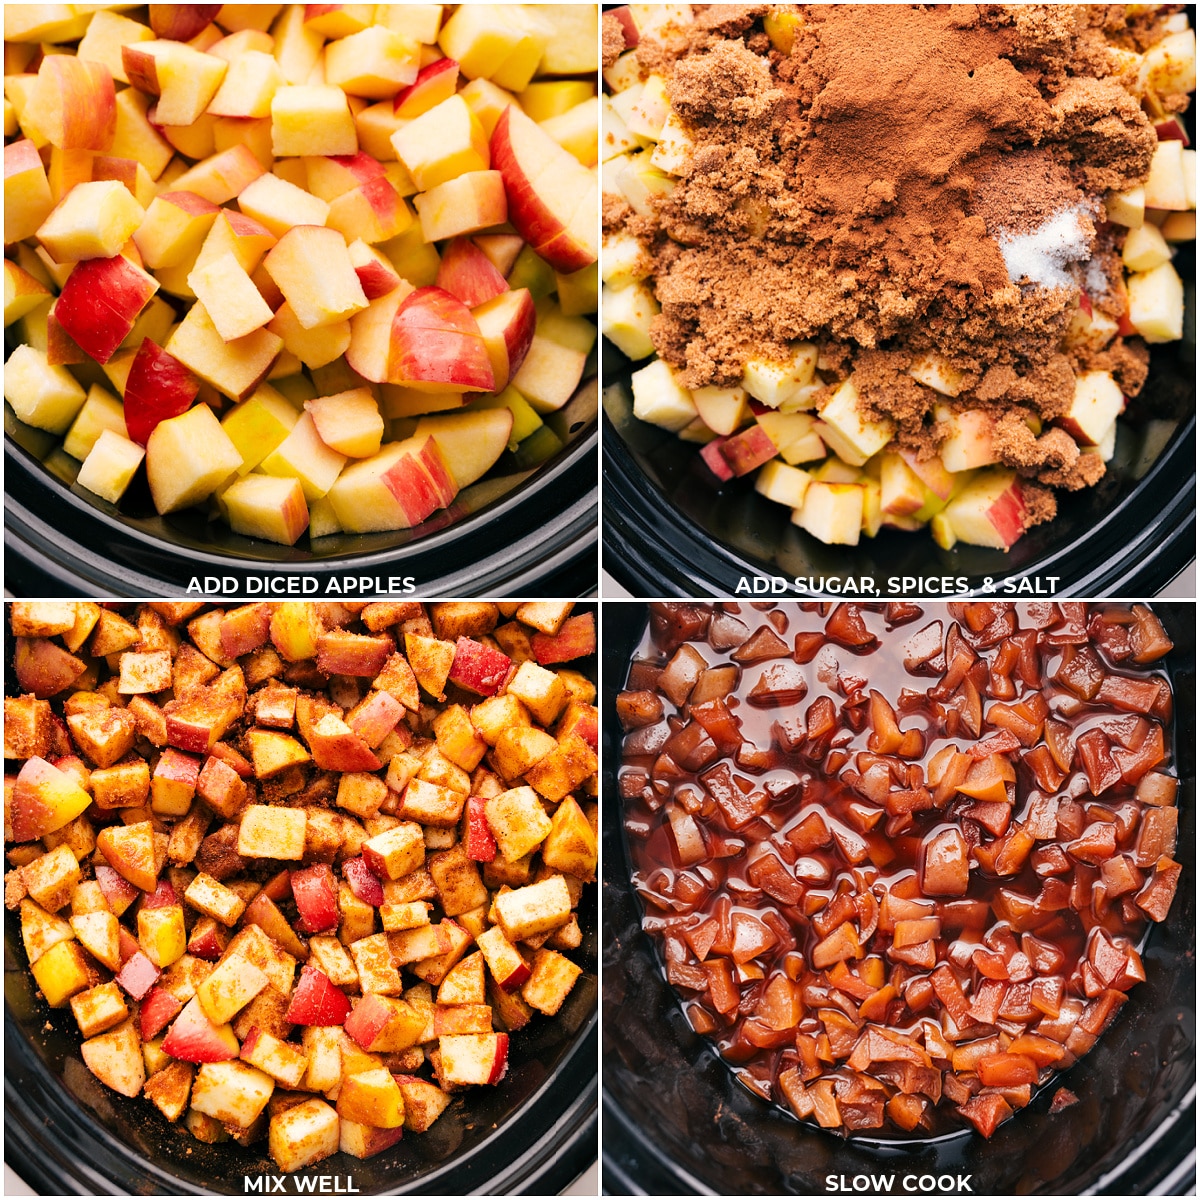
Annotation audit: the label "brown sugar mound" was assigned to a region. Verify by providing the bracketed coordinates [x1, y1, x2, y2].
[633, 3, 1158, 443]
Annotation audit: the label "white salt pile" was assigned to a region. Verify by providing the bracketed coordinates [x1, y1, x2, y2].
[994, 205, 1094, 288]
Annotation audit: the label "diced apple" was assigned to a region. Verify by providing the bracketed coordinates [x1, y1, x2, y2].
[794, 480, 864, 546]
[1126, 260, 1185, 343]
[943, 468, 1028, 550]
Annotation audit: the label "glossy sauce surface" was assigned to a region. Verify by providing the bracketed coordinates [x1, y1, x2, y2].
[620, 602, 1180, 1139]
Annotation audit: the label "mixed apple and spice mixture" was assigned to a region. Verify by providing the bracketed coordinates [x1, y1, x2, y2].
[5, 599, 596, 1173]
[602, 5, 1195, 550]
[4, 4, 598, 546]
[619, 601, 1180, 1139]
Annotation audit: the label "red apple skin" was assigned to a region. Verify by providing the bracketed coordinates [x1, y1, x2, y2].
[464, 796, 497, 862]
[149, 4, 222, 40]
[532, 614, 596, 665]
[342, 856, 384, 907]
[323, 152, 386, 190]
[381, 451, 444, 525]
[610, 6, 640, 47]
[187, 917, 229, 960]
[290, 864, 340, 933]
[117, 926, 140, 964]
[343, 993, 395, 1051]
[123, 339, 201, 446]
[116, 950, 161, 1000]
[162, 998, 237, 1062]
[95, 863, 140, 916]
[448, 638, 511, 696]
[700, 437, 734, 482]
[139, 878, 180, 911]
[436, 237, 509, 308]
[243, 892, 308, 959]
[488, 1032, 510, 1084]
[10, 757, 85, 842]
[47, 307, 86, 366]
[347, 690, 402, 746]
[721, 425, 778, 476]
[987, 486, 1028, 550]
[1155, 116, 1190, 145]
[55, 257, 159, 365]
[140, 984, 184, 1039]
[286, 964, 351, 1026]
[354, 258, 402, 300]
[389, 287, 495, 392]
[37, 56, 117, 151]
[393, 56, 459, 117]
[473, 287, 535, 392]
[490, 107, 566, 253]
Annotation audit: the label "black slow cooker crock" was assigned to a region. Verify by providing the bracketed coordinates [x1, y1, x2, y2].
[602, 248, 1196, 600]
[4, 381, 596, 598]
[601, 602, 1195, 1195]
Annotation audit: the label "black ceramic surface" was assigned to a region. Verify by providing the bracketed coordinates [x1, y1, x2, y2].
[4, 381, 597, 598]
[3, 612, 599, 1195]
[602, 602, 1196, 1196]
[602, 245, 1196, 599]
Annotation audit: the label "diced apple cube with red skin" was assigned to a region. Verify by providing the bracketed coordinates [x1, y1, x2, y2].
[287, 964, 351, 1026]
[339, 1118, 405, 1161]
[162, 995, 239, 1062]
[10, 756, 93, 842]
[399, 778, 467, 828]
[237, 804, 307, 860]
[350, 932, 404, 995]
[316, 629, 394, 677]
[438, 1032, 509, 1086]
[346, 689, 403, 748]
[448, 638, 512, 697]
[337, 1066, 406, 1127]
[476, 926, 531, 991]
[239, 1026, 309, 1088]
[20, 844, 81, 912]
[195, 755, 247, 820]
[138, 904, 187, 968]
[150, 748, 200, 816]
[197, 953, 270, 1024]
[240, 891, 309, 963]
[137, 983, 184, 1040]
[13, 637, 87, 702]
[191, 1059, 275, 1129]
[344, 992, 427, 1052]
[187, 917, 231, 962]
[361, 822, 426, 881]
[339, 881, 378, 945]
[342, 857, 386, 907]
[70, 910, 122, 971]
[269, 1096, 341, 1173]
[521, 948, 583, 1016]
[184, 872, 247, 928]
[307, 714, 383, 773]
[407, 919, 474, 988]
[71, 980, 130, 1038]
[718, 424, 778, 477]
[115, 947, 163, 1002]
[95, 864, 139, 917]
[254, 683, 299, 730]
[463, 796, 499, 863]
[493, 876, 573, 943]
[943, 469, 1028, 551]
[1056, 372, 1125, 446]
[555, 699, 599, 751]
[97, 820, 159, 892]
[164, 683, 244, 756]
[288, 864, 340, 935]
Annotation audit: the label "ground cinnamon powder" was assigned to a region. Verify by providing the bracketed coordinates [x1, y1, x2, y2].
[615, 5, 1165, 515]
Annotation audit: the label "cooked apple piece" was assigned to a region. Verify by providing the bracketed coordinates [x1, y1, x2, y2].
[191, 1059, 275, 1129]
[269, 1097, 341, 1172]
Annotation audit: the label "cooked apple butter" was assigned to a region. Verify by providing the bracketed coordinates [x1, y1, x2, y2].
[619, 601, 1180, 1138]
